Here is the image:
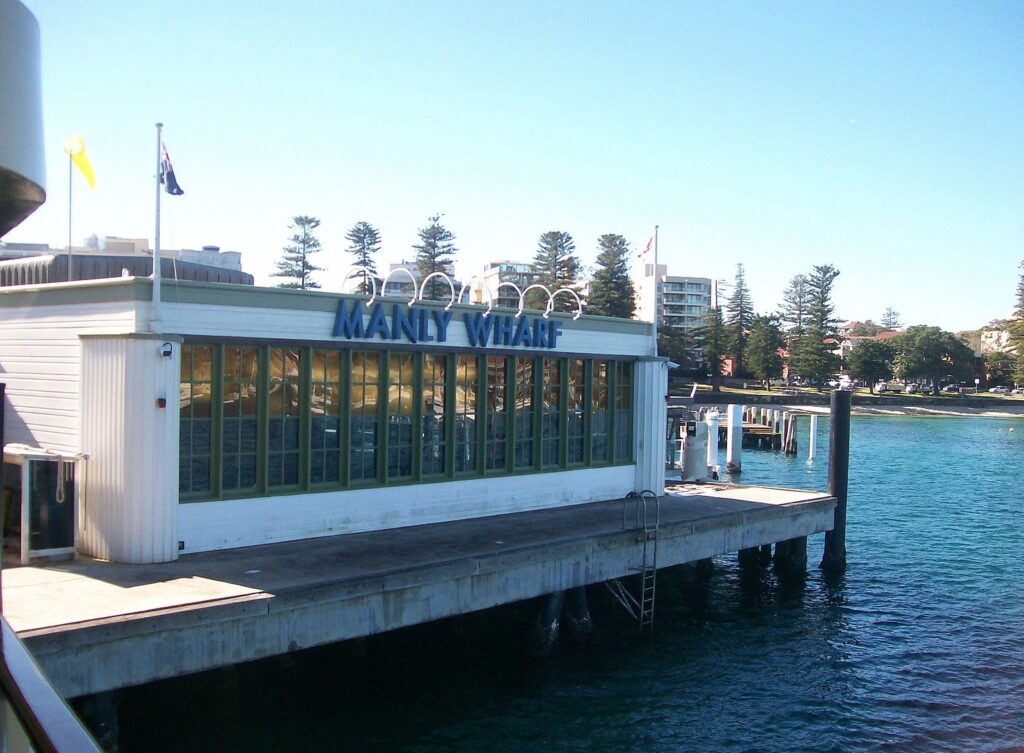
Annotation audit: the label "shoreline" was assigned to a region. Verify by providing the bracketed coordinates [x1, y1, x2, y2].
[698, 402, 1024, 419]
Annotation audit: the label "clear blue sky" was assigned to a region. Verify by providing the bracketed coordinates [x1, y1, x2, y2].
[8, 0, 1023, 331]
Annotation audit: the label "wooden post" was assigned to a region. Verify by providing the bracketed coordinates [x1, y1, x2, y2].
[774, 536, 807, 575]
[821, 389, 851, 572]
[726, 404, 742, 473]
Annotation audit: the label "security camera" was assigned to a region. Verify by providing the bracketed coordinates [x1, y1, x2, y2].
[159, 342, 173, 358]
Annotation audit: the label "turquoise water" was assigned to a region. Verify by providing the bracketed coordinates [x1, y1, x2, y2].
[108, 416, 1024, 753]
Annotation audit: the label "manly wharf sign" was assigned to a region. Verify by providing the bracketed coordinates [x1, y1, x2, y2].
[332, 299, 564, 349]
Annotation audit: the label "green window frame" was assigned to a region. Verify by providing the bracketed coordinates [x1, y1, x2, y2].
[513, 357, 536, 470]
[454, 355, 479, 474]
[387, 352, 417, 481]
[567, 358, 586, 466]
[177, 342, 638, 503]
[267, 348, 303, 490]
[221, 345, 261, 494]
[484, 356, 509, 472]
[179, 344, 214, 496]
[591, 360, 610, 465]
[310, 349, 345, 486]
[349, 351, 381, 484]
[613, 360, 633, 462]
[540, 358, 562, 468]
[421, 353, 448, 477]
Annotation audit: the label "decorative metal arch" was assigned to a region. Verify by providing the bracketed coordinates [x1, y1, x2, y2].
[493, 281, 524, 315]
[380, 267, 418, 307]
[457, 277, 494, 317]
[545, 287, 584, 320]
[417, 271, 457, 310]
[339, 265, 378, 303]
[518, 283, 553, 318]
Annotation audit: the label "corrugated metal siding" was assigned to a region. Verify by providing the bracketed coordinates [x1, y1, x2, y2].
[80, 338, 178, 563]
[0, 302, 137, 453]
[0, 255, 253, 286]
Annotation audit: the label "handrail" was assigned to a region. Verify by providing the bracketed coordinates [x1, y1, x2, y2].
[0, 617, 103, 752]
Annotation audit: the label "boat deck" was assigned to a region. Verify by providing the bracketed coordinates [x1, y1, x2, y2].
[3, 482, 835, 698]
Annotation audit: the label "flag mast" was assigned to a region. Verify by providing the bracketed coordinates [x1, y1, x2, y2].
[67, 150, 73, 281]
[652, 224, 659, 356]
[153, 122, 163, 333]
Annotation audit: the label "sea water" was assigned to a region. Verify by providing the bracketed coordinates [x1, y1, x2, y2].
[108, 416, 1024, 753]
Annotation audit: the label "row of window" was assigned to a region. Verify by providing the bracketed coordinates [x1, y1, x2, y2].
[179, 344, 635, 501]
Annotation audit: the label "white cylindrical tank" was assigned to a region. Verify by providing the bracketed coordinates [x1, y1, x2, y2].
[680, 420, 709, 482]
[0, 0, 47, 235]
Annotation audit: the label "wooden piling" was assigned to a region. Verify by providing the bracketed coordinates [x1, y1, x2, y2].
[808, 414, 818, 460]
[774, 536, 808, 576]
[726, 404, 743, 472]
[821, 390, 851, 572]
[705, 410, 719, 470]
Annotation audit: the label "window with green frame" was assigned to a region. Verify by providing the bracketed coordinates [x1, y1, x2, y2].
[454, 355, 478, 474]
[268, 348, 302, 489]
[350, 351, 380, 483]
[567, 358, 585, 465]
[614, 360, 633, 462]
[310, 349, 343, 485]
[591, 360, 609, 464]
[484, 356, 508, 471]
[179, 344, 213, 495]
[421, 353, 447, 477]
[540, 358, 561, 468]
[387, 353, 416, 480]
[177, 343, 636, 501]
[513, 358, 535, 469]
[222, 345, 260, 493]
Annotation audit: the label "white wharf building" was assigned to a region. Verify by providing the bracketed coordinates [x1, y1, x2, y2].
[0, 276, 669, 563]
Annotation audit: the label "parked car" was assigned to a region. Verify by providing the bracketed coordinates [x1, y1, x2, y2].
[989, 386, 1010, 395]
[905, 383, 919, 394]
[942, 384, 961, 393]
[1012, 388, 1024, 395]
[878, 381, 904, 394]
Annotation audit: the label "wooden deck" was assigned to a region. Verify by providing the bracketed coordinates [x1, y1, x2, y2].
[3, 482, 835, 698]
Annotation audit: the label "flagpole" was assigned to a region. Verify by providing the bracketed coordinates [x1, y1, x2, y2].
[67, 152, 73, 281]
[652, 225, 659, 356]
[152, 122, 163, 333]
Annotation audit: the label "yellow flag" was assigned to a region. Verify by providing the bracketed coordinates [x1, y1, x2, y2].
[64, 135, 96, 188]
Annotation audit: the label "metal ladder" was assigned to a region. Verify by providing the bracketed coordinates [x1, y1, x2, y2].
[605, 490, 660, 632]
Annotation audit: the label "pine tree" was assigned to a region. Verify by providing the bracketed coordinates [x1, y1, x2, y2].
[882, 307, 902, 330]
[695, 306, 727, 392]
[747, 314, 784, 388]
[526, 231, 582, 312]
[780, 274, 809, 335]
[725, 263, 754, 376]
[273, 215, 322, 290]
[587, 234, 636, 318]
[344, 221, 381, 294]
[796, 264, 841, 386]
[1010, 261, 1024, 386]
[413, 214, 457, 300]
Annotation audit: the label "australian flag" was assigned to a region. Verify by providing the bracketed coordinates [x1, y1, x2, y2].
[160, 143, 184, 196]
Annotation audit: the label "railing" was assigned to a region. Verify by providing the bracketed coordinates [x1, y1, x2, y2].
[0, 616, 103, 752]
[1, 385, 102, 751]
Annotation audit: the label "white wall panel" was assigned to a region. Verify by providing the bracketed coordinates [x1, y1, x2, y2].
[178, 465, 636, 553]
[0, 302, 138, 453]
[79, 337, 179, 563]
